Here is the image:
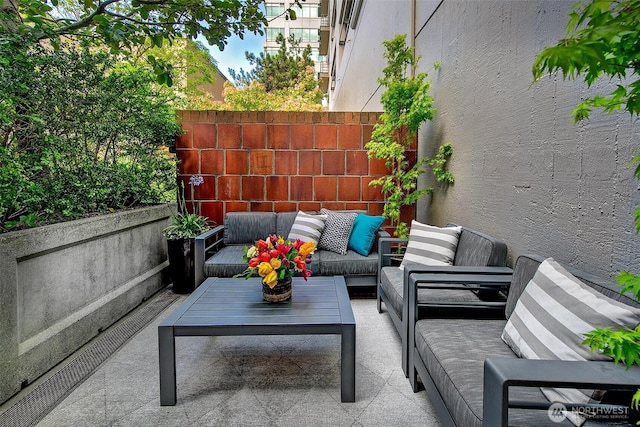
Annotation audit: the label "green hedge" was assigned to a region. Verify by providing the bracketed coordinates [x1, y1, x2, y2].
[0, 37, 181, 231]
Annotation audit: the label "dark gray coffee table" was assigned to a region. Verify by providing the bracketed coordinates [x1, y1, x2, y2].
[158, 275, 356, 405]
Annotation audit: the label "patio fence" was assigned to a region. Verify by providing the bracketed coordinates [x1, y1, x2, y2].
[174, 110, 416, 225]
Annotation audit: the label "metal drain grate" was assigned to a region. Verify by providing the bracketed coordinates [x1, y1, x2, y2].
[0, 288, 179, 427]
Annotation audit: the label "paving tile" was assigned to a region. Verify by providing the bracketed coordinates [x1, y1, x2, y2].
[33, 297, 441, 427]
[356, 382, 442, 427]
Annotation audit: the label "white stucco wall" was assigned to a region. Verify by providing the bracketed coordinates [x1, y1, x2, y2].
[330, 0, 640, 280]
[329, 0, 412, 111]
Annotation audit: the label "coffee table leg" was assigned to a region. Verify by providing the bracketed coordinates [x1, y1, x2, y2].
[158, 325, 176, 406]
[341, 323, 356, 402]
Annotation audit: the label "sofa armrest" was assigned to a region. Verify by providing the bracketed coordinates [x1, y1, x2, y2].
[483, 357, 640, 427]
[376, 236, 408, 307]
[194, 225, 225, 287]
[377, 237, 408, 271]
[406, 266, 513, 383]
[407, 266, 513, 308]
[376, 229, 391, 240]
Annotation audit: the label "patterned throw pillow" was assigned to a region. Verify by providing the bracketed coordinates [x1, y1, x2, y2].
[501, 258, 640, 426]
[287, 211, 327, 245]
[318, 209, 358, 255]
[400, 221, 461, 269]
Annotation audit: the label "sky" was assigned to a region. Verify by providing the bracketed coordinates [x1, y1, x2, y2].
[202, 31, 264, 82]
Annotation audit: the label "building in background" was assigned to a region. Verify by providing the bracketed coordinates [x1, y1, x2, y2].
[323, 0, 366, 109]
[264, 0, 330, 93]
[196, 69, 229, 102]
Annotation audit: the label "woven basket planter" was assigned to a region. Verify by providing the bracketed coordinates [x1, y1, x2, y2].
[262, 277, 292, 302]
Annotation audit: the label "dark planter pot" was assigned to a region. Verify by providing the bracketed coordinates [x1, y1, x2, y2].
[167, 238, 197, 294]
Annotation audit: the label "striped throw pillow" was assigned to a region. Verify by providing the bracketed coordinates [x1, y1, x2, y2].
[400, 221, 461, 269]
[287, 211, 327, 245]
[502, 258, 640, 425]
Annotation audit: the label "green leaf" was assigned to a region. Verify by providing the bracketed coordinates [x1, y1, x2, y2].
[151, 35, 163, 48]
[617, 271, 640, 299]
[632, 390, 640, 410]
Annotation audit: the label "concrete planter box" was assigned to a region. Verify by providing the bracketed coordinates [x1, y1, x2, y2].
[0, 204, 173, 404]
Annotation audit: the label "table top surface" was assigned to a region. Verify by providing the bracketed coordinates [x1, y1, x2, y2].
[159, 276, 355, 329]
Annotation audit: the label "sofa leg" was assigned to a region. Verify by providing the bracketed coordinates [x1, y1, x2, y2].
[409, 348, 426, 393]
[410, 366, 419, 392]
[376, 285, 383, 313]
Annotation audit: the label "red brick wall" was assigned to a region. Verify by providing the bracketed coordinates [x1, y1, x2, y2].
[175, 110, 416, 227]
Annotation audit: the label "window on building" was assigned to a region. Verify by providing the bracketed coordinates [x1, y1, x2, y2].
[289, 28, 319, 43]
[265, 3, 285, 17]
[266, 27, 284, 41]
[308, 49, 326, 63]
[292, 4, 319, 18]
[264, 47, 280, 56]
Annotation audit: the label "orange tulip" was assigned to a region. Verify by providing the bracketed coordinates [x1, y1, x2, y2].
[270, 258, 282, 269]
[298, 241, 316, 257]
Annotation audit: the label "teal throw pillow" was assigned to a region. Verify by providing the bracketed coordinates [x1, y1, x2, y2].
[348, 214, 385, 256]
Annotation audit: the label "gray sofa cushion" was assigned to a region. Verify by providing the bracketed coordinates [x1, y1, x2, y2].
[380, 266, 491, 321]
[504, 255, 546, 318]
[276, 212, 299, 237]
[204, 245, 249, 277]
[317, 249, 378, 276]
[223, 212, 277, 245]
[380, 267, 405, 316]
[453, 226, 508, 300]
[205, 245, 322, 278]
[204, 245, 320, 277]
[453, 226, 507, 267]
[414, 318, 575, 426]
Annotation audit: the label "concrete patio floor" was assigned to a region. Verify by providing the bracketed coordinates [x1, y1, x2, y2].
[1, 287, 442, 426]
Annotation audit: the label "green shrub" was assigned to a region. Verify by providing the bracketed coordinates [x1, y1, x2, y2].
[0, 36, 181, 231]
[365, 35, 453, 237]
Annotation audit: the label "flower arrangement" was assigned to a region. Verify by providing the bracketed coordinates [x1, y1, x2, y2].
[235, 235, 316, 288]
[163, 175, 212, 240]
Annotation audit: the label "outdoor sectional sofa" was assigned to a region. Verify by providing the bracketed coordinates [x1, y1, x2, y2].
[406, 253, 640, 426]
[194, 210, 387, 288]
[377, 224, 509, 376]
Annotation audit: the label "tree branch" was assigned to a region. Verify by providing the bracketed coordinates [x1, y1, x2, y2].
[0, 0, 22, 32]
[48, 0, 122, 38]
[104, 10, 174, 27]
